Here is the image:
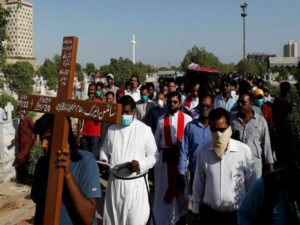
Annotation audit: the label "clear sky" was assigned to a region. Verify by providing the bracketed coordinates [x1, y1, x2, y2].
[31, 0, 300, 68]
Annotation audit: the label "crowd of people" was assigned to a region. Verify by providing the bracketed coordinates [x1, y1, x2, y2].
[12, 71, 300, 225]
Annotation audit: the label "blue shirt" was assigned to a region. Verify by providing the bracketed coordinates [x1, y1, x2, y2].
[178, 120, 211, 175]
[32, 149, 101, 225]
[214, 91, 238, 111]
[238, 178, 288, 225]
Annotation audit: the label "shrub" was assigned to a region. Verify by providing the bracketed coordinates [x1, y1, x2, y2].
[27, 140, 44, 179]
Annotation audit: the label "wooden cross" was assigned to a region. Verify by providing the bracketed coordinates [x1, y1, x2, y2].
[17, 36, 122, 225]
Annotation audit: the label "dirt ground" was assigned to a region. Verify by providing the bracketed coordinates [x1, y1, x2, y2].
[0, 180, 192, 225]
[0, 180, 106, 225]
[0, 182, 34, 225]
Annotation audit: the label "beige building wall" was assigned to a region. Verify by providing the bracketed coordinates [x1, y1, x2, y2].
[0, 0, 36, 68]
[283, 40, 298, 58]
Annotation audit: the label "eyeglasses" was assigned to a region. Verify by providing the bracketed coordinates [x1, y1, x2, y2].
[210, 127, 228, 133]
[130, 79, 138, 82]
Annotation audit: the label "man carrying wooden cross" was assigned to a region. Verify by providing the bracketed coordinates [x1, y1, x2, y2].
[31, 114, 101, 225]
[17, 36, 122, 225]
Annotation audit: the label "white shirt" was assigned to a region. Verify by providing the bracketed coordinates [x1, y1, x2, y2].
[192, 138, 256, 214]
[155, 110, 192, 148]
[125, 89, 140, 102]
[184, 97, 199, 110]
[0, 107, 7, 121]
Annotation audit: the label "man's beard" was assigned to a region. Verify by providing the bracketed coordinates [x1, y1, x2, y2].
[169, 107, 179, 114]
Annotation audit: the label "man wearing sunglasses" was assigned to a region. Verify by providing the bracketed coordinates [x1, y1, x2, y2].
[191, 108, 256, 225]
[153, 91, 192, 225]
[231, 92, 274, 178]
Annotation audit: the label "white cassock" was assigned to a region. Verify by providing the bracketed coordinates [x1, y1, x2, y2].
[152, 111, 192, 225]
[100, 119, 158, 225]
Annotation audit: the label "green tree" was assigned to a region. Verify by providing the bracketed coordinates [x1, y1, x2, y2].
[52, 54, 61, 72]
[3, 61, 34, 93]
[85, 63, 96, 76]
[180, 45, 222, 71]
[100, 57, 143, 87]
[38, 58, 58, 90]
[219, 63, 236, 73]
[236, 59, 259, 74]
[0, 5, 10, 70]
[76, 62, 84, 82]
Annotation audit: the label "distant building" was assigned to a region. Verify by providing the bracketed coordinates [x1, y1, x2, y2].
[283, 40, 298, 57]
[247, 53, 276, 65]
[0, 0, 36, 68]
[269, 57, 300, 68]
[157, 70, 178, 79]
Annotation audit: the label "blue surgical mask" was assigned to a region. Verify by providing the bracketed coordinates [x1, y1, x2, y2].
[121, 115, 133, 126]
[96, 91, 102, 98]
[141, 95, 148, 102]
[254, 98, 265, 107]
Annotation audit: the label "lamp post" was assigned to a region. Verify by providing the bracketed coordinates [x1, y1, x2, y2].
[241, 3, 248, 60]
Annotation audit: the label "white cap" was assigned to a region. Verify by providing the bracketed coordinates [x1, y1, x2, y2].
[106, 73, 114, 79]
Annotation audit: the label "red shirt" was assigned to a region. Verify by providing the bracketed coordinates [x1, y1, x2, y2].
[81, 98, 101, 137]
[261, 103, 273, 130]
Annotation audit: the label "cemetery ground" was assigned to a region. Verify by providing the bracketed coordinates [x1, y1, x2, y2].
[0, 178, 194, 224]
[0, 179, 107, 225]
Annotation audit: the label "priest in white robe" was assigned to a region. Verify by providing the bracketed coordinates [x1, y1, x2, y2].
[100, 95, 158, 225]
[152, 91, 192, 225]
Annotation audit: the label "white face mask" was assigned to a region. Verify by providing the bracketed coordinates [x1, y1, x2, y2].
[211, 126, 232, 159]
[157, 99, 164, 108]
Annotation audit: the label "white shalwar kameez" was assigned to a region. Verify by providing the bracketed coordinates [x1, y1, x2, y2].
[100, 119, 158, 225]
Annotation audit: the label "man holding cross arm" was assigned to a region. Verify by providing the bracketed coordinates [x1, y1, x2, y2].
[31, 114, 101, 225]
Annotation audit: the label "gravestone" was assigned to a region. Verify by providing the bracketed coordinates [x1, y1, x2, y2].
[0, 103, 18, 183]
[17, 36, 122, 225]
[5, 102, 14, 121]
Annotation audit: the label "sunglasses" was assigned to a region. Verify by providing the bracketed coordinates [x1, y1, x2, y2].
[167, 100, 179, 104]
[210, 127, 228, 133]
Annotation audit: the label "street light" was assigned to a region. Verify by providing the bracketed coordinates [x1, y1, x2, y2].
[241, 3, 248, 60]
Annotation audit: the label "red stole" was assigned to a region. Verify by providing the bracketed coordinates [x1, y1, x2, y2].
[185, 95, 193, 108]
[163, 110, 184, 203]
[163, 110, 185, 145]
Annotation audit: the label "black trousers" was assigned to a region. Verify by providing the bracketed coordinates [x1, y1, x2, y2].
[199, 203, 237, 225]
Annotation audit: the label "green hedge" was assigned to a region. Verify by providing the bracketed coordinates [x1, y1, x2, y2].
[27, 140, 44, 179]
